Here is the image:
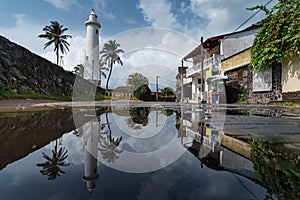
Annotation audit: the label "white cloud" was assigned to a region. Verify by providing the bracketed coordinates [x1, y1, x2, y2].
[119, 49, 180, 89]
[138, 0, 180, 29]
[0, 13, 45, 55]
[135, 0, 272, 45]
[44, 0, 82, 11]
[125, 18, 137, 25]
[188, 0, 272, 38]
[0, 12, 87, 72]
[92, 0, 115, 19]
[40, 35, 87, 72]
[99, 28, 197, 89]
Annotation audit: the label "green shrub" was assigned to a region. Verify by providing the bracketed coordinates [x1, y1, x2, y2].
[161, 87, 174, 96]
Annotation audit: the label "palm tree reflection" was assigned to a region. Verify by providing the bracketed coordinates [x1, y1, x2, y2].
[36, 141, 69, 180]
[99, 132, 123, 163]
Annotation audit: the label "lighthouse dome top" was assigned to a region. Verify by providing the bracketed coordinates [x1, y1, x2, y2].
[89, 9, 97, 21]
[85, 9, 101, 28]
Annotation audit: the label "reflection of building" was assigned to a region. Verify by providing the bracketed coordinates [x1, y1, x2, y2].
[179, 107, 221, 156]
[82, 121, 100, 192]
[177, 109, 257, 180]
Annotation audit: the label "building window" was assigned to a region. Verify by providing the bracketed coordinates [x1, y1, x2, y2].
[96, 30, 98, 34]
[198, 79, 202, 84]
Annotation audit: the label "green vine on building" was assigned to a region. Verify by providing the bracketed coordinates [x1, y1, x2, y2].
[248, 0, 300, 71]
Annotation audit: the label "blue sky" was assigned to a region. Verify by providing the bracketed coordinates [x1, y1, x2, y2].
[0, 0, 276, 89]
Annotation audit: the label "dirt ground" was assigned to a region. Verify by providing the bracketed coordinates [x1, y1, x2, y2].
[0, 99, 126, 112]
[0, 99, 61, 107]
[0, 99, 67, 112]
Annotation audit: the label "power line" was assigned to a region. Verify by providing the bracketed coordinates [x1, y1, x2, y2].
[234, 0, 273, 32]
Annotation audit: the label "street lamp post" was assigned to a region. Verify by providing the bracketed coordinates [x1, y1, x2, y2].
[156, 76, 159, 101]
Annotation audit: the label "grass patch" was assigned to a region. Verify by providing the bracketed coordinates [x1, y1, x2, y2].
[275, 102, 300, 107]
[0, 89, 72, 101]
[96, 93, 111, 101]
[72, 93, 111, 101]
[0, 89, 110, 101]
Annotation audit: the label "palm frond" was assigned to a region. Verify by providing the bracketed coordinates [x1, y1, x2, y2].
[38, 21, 72, 65]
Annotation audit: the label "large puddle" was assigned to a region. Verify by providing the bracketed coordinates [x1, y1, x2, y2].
[0, 104, 299, 200]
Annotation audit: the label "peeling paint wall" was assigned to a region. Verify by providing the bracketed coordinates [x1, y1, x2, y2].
[221, 49, 251, 72]
[222, 28, 259, 59]
[282, 55, 300, 93]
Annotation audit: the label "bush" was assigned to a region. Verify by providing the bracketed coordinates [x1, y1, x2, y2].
[161, 87, 174, 96]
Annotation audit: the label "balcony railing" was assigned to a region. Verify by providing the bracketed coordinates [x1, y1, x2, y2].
[186, 54, 222, 77]
[186, 63, 201, 77]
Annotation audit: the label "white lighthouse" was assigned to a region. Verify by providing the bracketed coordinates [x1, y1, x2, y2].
[84, 9, 101, 81]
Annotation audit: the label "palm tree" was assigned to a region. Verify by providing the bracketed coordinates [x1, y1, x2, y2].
[73, 64, 84, 77]
[100, 40, 124, 89]
[99, 59, 109, 87]
[36, 141, 69, 180]
[38, 21, 72, 65]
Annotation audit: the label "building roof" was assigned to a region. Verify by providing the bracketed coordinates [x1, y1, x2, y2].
[113, 86, 134, 93]
[183, 24, 261, 60]
[203, 35, 225, 49]
[183, 45, 205, 60]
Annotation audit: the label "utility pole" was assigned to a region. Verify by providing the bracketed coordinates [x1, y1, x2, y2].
[201, 37, 204, 92]
[156, 76, 159, 101]
[200, 37, 206, 104]
[181, 60, 184, 102]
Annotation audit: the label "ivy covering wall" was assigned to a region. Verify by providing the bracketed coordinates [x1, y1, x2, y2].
[249, 0, 300, 71]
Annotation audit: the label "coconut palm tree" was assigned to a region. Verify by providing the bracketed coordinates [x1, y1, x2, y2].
[99, 59, 109, 87]
[38, 21, 72, 65]
[100, 40, 124, 89]
[73, 64, 84, 77]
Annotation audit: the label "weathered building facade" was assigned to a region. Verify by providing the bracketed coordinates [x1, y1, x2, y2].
[182, 24, 299, 104]
[281, 56, 300, 102]
[220, 26, 284, 104]
[183, 38, 222, 102]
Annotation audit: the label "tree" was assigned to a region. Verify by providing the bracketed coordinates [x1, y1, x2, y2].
[99, 59, 108, 87]
[161, 87, 174, 96]
[100, 40, 124, 89]
[38, 21, 72, 66]
[248, 0, 300, 71]
[126, 72, 149, 89]
[73, 64, 84, 77]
